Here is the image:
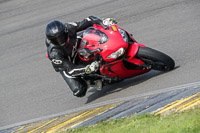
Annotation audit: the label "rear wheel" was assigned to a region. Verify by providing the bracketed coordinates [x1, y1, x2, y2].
[136, 47, 175, 71]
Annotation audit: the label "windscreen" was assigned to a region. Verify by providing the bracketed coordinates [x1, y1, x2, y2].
[83, 27, 108, 44]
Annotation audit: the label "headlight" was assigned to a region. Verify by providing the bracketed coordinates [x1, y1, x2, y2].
[117, 27, 128, 43]
[107, 47, 125, 59]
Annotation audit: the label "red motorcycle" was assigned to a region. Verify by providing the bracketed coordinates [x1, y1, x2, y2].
[78, 19, 175, 89]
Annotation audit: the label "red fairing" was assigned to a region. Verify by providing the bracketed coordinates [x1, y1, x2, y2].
[78, 24, 151, 78]
[100, 59, 150, 78]
[79, 24, 129, 62]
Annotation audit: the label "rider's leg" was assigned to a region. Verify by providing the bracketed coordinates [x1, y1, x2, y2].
[60, 71, 87, 97]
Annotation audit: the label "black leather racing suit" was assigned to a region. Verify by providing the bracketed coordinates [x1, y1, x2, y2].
[46, 17, 98, 97]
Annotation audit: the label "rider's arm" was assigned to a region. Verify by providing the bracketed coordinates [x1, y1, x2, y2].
[48, 48, 98, 77]
[48, 48, 86, 76]
[67, 16, 102, 32]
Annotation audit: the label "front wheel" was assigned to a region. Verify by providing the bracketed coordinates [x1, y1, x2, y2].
[136, 47, 175, 71]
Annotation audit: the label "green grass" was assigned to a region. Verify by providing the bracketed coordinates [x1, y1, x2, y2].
[62, 107, 200, 133]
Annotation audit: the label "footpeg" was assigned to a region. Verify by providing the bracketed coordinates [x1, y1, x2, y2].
[86, 80, 103, 90]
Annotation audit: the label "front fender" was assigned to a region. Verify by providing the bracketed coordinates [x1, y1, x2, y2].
[126, 43, 146, 65]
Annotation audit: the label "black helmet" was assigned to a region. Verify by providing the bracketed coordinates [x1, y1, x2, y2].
[45, 20, 68, 46]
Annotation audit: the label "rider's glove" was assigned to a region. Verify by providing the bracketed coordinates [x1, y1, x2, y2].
[85, 61, 99, 74]
[102, 18, 117, 26]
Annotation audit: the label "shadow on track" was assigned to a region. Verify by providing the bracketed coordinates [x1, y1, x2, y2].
[85, 66, 179, 104]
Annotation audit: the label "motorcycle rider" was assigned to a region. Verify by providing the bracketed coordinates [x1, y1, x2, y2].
[45, 16, 107, 97]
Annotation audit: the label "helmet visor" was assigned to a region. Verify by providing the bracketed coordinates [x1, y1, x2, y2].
[51, 33, 68, 46]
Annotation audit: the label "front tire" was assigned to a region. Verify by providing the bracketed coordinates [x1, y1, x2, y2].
[136, 47, 175, 71]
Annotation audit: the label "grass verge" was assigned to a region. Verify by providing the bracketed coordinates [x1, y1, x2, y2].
[63, 107, 200, 133]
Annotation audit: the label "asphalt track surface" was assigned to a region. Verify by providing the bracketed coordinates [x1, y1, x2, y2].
[0, 0, 200, 128]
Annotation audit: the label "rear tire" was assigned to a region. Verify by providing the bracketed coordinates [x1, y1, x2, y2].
[136, 47, 175, 71]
